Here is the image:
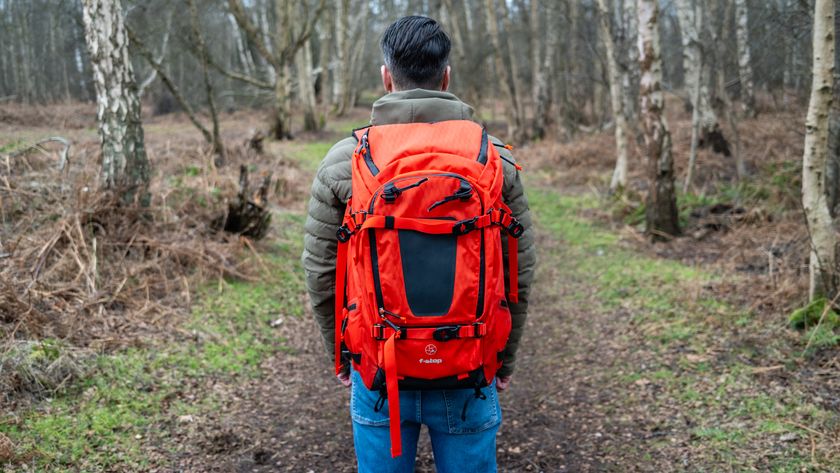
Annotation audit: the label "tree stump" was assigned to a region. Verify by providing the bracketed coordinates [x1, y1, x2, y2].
[214, 165, 272, 239]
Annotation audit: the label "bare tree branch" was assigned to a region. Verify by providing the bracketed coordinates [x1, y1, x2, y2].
[226, 0, 281, 70]
[126, 25, 213, 146]
[201, 52, 274, 90]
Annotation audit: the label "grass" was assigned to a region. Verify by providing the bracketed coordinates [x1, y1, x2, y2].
[620, 158, 802, 229]
[2, 136, 836, 470]
[0, 139, 25, 153]
[288, 141, 335, 172]
[789, 298, 840, 352]
[1, 212, 306, 471]
[528, 186, 839, 471]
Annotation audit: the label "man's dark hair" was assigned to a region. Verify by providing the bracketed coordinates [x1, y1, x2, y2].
[380, 16, 451, 90]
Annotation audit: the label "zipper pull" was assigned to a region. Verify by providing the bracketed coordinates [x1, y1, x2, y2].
[428, 181, 473, 211]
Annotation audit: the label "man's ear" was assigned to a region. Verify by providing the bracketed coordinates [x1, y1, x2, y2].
[440, 65, 451, 92]
[381, 65, 394, 93]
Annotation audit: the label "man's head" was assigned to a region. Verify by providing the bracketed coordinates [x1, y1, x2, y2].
[380, 16, 451, 93]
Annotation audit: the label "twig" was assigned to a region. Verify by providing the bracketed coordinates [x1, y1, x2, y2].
[784, 421, 826, 438]
[5, 137, 71, 170]
[240, 236, 270, 275]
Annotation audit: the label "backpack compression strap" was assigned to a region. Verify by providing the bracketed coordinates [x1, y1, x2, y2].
[334, 235, 402, 458]
[334, 237, 348, 375]
[334, 205, 355, 376]
[384, 331, 402, 457]
[354, 207, 524, 303]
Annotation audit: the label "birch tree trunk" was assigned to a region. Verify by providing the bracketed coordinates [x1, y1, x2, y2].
[533, 0, 556, 140]
[734, 0, 756, 117]
[81, 0, 150, 204]
[828, 86, 840, 216]
[333, 0, 349, 115]
[229, 14, 255, 77]
[297, 34, 320, 131]
[801, 0, 836, 301]
[676, 0, 726, 154]
[684, 74, 702, 192]
[622, 0, 640, 124]
[638, 0, 680, 240]
[498, 0, 527, 141]
[598, 0, 631, 192]
[227, 0, 324, 139]
[485, 0, 522, 142]
[717, 0, 746, 179]
[529, 0, 541, 109]
[346, 0, 369, 108]
[316, 5, 332, 105]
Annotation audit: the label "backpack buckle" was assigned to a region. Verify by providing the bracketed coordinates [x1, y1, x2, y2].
[433, 326, 461, 341]
[372, 324, 387, 340]
[506, 220, 525, 238]
[452, 217, 478, 236]
[351, 211, 367, 227]
[336, 225, 352, 242]
[471, 322, 487, 338]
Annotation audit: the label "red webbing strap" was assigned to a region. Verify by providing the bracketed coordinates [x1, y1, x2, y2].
[360, 215, 491, 234]
[508, 234, 519, 303]
[334, 240, 348, 375]
[372, 324, 487, 340]
[384, 333, 402, 457]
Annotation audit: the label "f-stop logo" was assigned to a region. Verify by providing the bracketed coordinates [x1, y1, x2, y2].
[419, 344, 442, 364]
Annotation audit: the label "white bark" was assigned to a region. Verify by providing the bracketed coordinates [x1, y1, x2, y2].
[622, 0, 640, 122]
[684, 75, 702, 192]
[597, 0, 631, 192]
[533, 0, 557, 139]
[296, 28, 319, 131]
[498, 0, 526, 140]
[676, 0, 718, 136]
[734, 0, 756, 117]
[529, 0, 541, 108]
[258, 0, 275, 84]
[228, 13, 255, 77]
[639, 0, 679, 238]
[485, 0, 519, 141]
[81, 0, 149, 202]
[333, 0, 349, 114]
[802, 0, 836, 301]
[346, 0, 369, 108]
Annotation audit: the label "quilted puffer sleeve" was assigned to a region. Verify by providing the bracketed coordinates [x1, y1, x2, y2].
[301, 138, 354, 357]
[494, 139, 537, 379]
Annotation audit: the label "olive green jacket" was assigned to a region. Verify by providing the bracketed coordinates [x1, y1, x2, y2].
[301, 89, 536, 378]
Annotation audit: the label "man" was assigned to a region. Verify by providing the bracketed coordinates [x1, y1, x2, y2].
[302, 16, 536, 472]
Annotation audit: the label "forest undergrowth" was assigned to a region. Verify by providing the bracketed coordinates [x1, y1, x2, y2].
[0, 102, 838, 471]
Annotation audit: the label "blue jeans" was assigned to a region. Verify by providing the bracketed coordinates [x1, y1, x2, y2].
[350, 369, 502, 473]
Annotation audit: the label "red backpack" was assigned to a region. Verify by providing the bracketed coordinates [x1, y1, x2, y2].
[334, 120, 523, 457]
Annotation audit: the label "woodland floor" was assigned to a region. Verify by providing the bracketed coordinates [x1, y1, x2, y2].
[1, 102, 839, 472]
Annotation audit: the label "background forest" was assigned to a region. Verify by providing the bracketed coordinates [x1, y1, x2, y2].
[1, 0, 839, 471]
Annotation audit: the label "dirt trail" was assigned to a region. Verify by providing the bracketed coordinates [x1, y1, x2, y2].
[146, 187, 660, 473]
[138, 132, 838, 472]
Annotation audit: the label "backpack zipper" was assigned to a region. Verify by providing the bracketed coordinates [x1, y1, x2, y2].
[368, 173, 477, 213]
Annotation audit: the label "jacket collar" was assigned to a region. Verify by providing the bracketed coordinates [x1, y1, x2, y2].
[370, 89, 475, 126]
